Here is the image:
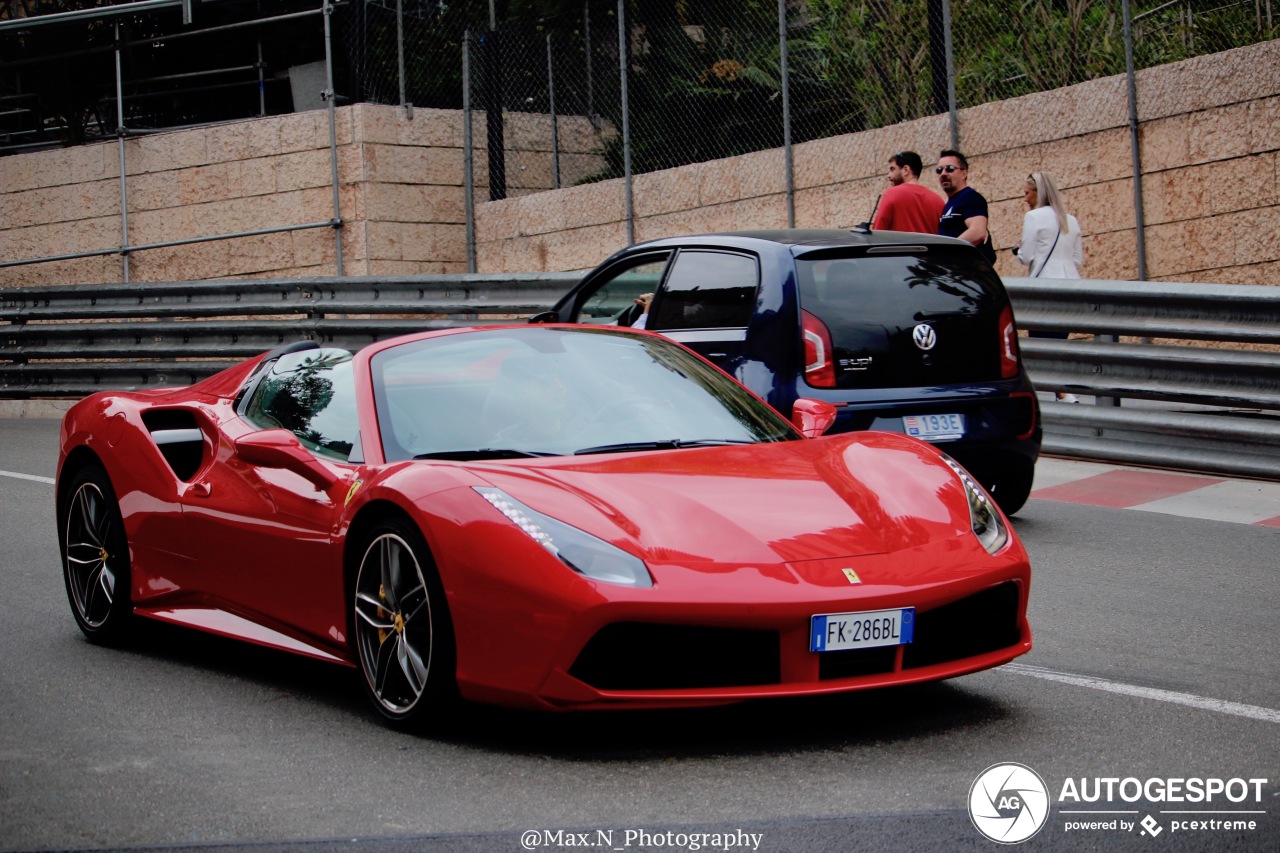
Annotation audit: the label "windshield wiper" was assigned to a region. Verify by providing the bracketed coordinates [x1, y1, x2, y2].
[573, 438, 755, 456]
[414, 448, 559, 460]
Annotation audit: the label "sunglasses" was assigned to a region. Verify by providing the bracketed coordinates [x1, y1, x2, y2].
[935, 165, 963, 174]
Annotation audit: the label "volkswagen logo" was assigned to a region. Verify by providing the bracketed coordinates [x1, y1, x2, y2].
[912, 323, 937, 351]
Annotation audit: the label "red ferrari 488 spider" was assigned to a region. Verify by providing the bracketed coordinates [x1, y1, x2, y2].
[57, 325, 1031, 726]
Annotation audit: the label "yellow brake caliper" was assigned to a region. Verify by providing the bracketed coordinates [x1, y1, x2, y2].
[378, 584, 390, 644]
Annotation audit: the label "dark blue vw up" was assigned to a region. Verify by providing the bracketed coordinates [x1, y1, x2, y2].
[535, 230, 1041, 514]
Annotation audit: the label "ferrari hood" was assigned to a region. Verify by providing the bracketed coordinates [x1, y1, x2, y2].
[465, 433, 970, 565]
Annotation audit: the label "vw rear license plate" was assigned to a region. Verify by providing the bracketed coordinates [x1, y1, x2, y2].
[810, 608, 915, 652]
[904, 413, 964, 441]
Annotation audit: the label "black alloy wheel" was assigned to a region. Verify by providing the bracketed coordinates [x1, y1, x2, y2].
[352, 517, 456, 727]
[61, 464, 133, 643]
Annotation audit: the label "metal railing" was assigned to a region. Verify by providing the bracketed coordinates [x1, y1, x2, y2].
[0, 1, 348, 281]
[3, 273, 1278, 479]
[0, 274, 574, 394]
[5, 2, 1278, 286]
[1008, 277, 1280, 478]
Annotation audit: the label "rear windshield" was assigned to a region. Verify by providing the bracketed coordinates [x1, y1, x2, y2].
[796, 247, 1009, 388]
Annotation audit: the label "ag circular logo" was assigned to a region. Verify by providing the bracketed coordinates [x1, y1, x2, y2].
[968, 762, 1050, 844]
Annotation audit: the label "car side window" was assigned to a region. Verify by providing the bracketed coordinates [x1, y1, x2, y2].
[243, 348, 359, 462]
[573, 254, 672, 325]
[649, 250, 758, 331]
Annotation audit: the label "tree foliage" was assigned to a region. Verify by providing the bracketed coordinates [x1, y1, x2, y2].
[580, 0, 1277, 181]
[1, 0, 1275, 155]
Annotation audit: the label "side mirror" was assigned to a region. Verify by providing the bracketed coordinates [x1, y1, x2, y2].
[528, 311, 558, 324]
[234, 429, 339, 491]
[791, 398, 837, 439]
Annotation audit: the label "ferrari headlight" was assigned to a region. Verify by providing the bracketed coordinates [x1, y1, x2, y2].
[940, 456, 1009, 555]
[475, 488, 652, 587]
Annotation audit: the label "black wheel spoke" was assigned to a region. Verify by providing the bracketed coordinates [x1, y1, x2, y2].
[77, 489, 101, 547]
[399, 585, 428, 625]
[82, 562, 113, 622]
[354, 592, 394, 630]
[65, 545, 102, 566]
[373, 632, 399, 700]
[98, 563, 116, 605]
[381, 537, 401, 610]
[99, 515, 116, 553]
[397, 636, 427, 695]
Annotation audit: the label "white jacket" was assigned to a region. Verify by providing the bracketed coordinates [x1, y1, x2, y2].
[1017, 206, 1083, 278]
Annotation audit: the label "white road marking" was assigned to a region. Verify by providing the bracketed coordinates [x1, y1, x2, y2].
[1001, 663, 1280, 724]
[0, 469, 55, 485]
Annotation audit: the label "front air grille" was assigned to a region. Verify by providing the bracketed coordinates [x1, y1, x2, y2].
[569, 623, 781, 690]
[902, 582, 1021, 669]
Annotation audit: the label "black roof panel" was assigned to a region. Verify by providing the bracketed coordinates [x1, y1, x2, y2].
[632, 229, 969, 252]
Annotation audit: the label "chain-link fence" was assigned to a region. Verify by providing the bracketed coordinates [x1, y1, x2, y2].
[0, 0, 333, 151]
[459, 0, 1276, 274]
[470, 0, 1277, 185]
[1, 0, 1276, 277]
[3, 1, 1274, 160]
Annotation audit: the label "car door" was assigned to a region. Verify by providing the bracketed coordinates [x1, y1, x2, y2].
[646, 249, 760, 372]
[565, 251, 673, 326]
[180, 349, 357, 647]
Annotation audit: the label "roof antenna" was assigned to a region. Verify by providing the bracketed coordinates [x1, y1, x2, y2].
[854, 194, 880, 234]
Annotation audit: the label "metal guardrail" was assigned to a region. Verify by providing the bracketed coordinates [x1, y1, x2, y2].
[0, 274, 576, 394]
[3, 273, 1278, 479]
[1006, 277, 1280, 479]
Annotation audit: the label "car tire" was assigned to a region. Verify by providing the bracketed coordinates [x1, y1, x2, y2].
[60, 463, 134, 644]
[988, 467, 1034, 517]
[352, 517, 457, 728]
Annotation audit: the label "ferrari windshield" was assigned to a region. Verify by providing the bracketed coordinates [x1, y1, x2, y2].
[371, 327, 797, 461]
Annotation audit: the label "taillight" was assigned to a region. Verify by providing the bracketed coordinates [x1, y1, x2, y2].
[1010, 391, 1038, 440]
[802, 309, 837, 388]
[999, 303, 1019, 379]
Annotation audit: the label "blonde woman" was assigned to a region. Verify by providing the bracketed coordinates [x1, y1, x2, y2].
[1016, 171, 1082, 401]
[1016, 171, 1082, 279]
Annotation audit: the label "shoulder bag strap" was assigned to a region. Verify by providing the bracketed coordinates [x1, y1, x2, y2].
[1033, 228, 1061, 278]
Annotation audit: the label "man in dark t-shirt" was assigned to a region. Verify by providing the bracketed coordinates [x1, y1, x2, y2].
[936, 149, 996, 264]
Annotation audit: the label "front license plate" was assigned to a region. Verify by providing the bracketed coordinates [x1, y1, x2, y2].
[810, 608, 915, 652]
[904, 412, 964, 441]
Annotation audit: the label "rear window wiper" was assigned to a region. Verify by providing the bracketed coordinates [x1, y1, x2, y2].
[573, 438, 755, 456]
[414, 448, 559, 460]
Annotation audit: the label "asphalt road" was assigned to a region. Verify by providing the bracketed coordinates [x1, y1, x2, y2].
[0, 419, 1276, 853]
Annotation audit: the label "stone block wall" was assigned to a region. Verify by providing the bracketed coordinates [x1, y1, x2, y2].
[0, 40, 1275, 287]
[0, 105, 607, 285]
[474, 39, 1280, 285]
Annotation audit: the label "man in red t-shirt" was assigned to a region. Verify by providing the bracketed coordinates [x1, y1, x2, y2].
[872, 151, 945, 234]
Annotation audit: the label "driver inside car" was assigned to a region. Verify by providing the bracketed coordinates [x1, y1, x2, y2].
[630, 292, 654, 329]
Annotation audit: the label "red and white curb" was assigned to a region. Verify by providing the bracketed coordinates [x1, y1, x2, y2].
[1031, 457, 1280, 527]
